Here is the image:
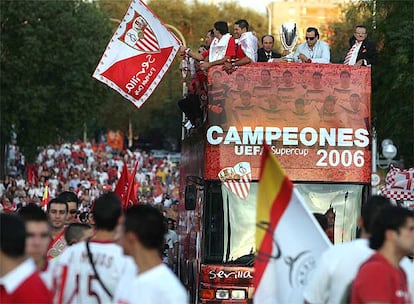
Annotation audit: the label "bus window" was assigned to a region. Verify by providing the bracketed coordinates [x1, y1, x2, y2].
[203, 182, 256, 265]
[203, 182, 225, 263]
[295, 183, 363, 243]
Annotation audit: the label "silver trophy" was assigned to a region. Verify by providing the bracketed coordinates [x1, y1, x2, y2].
[280, 22, 298, 62]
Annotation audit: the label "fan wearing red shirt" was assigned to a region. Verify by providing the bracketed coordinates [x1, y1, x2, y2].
[223, 19, 258, 72]
[180, 21, 236, 71]
[351, 206, 414, 304]
[0, 213, 52, 303]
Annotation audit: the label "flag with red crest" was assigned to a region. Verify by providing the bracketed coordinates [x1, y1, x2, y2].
[92, 0, 181, 109]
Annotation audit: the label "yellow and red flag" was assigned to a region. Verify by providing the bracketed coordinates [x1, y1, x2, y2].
[254, 146, 331, 303]
[41, 181, 50, 208]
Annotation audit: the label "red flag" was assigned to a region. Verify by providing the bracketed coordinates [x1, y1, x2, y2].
[114, 161, 139, 209]
[125, 161, 139, 208]
[92, 0, 181, 109]
[114, 162, 131, 206]
[41, 181, 50, 208]
[26, 163, 38, 185]
[106, 130, 124, 151]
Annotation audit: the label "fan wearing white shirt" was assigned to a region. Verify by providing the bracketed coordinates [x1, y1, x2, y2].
[180, 21, 236, 72]
[114, 205, 188, 304]
[54, 192, 136, 304]
[223, 19, 258, 72]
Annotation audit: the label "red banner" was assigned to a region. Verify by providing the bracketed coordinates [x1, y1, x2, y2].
[93, 0, 181, 108]
[204, 63, 372, 183]
[106, 130, 124, 151]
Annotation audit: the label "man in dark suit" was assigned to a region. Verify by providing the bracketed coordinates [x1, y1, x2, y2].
[257, 35, 284, 62]
[344, 25, 376, 68]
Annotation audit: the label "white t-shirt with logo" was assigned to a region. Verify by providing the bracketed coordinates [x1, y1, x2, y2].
[54, 241, 136, 304]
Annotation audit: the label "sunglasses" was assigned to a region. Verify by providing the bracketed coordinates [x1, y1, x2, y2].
[305, 37, 316, 41]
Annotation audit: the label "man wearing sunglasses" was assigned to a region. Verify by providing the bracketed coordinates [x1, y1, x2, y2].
[294, 27, 330, 63]
[344, 25, 376, 68]
[58, 191, 80, 224]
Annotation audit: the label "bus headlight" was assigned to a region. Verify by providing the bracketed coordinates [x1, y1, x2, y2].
[231, 289, 246, 299]
[216, 289, 230, 299]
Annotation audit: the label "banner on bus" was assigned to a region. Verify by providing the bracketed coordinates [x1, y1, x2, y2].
[204, 63, 372, 183]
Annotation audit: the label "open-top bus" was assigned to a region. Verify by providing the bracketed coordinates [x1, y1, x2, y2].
[178, 62, 372, 303]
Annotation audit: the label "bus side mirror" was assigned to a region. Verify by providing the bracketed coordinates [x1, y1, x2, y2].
[185, 185, 196, 210]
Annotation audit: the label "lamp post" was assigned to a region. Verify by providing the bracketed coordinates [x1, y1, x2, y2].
[372, 135, 398, 194]
[380, 139, 397, 167]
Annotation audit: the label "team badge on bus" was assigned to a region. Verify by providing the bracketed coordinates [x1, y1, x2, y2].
[218, 162, 252, 200]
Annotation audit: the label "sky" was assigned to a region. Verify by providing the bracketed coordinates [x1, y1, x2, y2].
[195, 0, 268, 15]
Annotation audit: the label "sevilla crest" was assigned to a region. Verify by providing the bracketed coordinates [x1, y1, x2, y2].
[218, 162, 252, 200]
[119, 12, 160, 53]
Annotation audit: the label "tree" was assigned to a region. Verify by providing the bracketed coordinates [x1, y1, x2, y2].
[372, 0, 413, 167]
[324, 0, 413, 167]
[0, 0, 113, 168]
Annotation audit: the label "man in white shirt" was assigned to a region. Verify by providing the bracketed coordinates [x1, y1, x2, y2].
[304, 195, 413, 304]
[233, 19, 258, 62]
[294, 27, 330, 63]
[222, 19, 258, 73]
[114, 205, 188, 304]
[54, 192, 136, 304]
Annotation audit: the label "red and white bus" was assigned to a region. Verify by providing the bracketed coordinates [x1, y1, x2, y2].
[178, 62, 372, 303]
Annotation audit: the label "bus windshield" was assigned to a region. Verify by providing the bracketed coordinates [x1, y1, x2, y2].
[202, 181, 363, 265]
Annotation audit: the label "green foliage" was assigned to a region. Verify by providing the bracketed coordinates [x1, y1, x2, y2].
[326, 0, 413, 167]
[146, 0, 267, 49]
[371, 0, 414, 167]
[323, 2, 373, 63]
[1, 0, 112, 162]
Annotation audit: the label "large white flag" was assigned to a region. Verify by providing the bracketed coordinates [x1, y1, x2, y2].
[93, 0, 181, 108]
[254, 146, 331, 303]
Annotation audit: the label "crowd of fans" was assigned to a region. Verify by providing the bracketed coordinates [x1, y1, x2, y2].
[1, 141, 181, 223]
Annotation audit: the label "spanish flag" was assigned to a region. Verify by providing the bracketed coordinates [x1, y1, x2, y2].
[254, 146, 331, 303]
[41, 181, 50, 208]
